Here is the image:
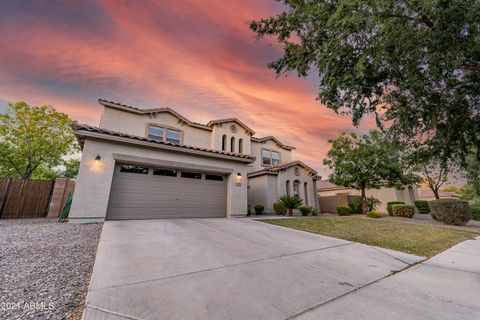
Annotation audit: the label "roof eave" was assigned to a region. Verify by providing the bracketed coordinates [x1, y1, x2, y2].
[75, 130, 255, 163]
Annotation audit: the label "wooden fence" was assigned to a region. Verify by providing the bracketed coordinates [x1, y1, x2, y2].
[0, 179, 56, 219]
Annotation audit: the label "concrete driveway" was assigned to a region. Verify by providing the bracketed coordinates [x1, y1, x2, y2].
[83, 219, 479, 320]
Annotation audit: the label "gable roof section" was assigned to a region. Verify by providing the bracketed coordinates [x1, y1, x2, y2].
[74, 123, 255, 162]
[251, 136, 295, 150]
[206, 118, 256, 135]
[248, 160, 319, 179]
[98, 99, 212, 131]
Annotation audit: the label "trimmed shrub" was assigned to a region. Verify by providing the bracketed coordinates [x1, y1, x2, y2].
[429, 198, 471, 226]
[299, 205, 319, 216]
[387, 201, 405, 215]
[299, 205, 311, 216]
[367, 211, 382, 218]
[470, 201, 480, 221]
[273, 201, 287, 215]
[254, 204, 264, 215]
[349, 196, 363, 214]
[392, 204, 415, 218]
[413, 200, 430, 214]
[350, 196, 381, 214]
[336, 205, 352, 216]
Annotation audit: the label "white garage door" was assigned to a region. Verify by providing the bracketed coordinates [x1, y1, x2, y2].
[106, 164, 227, 220]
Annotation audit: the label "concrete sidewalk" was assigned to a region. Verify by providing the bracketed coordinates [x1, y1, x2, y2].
[82, 219, 479, 319]
[296, 236, 480, 320]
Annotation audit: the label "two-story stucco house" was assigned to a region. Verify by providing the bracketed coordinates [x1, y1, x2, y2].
[69, 99, 320, 222]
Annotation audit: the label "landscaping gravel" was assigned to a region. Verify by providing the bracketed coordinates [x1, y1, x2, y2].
[0, 218, 102, 320]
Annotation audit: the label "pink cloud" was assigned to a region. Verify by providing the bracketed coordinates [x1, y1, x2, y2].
[0, 0, 375, 176]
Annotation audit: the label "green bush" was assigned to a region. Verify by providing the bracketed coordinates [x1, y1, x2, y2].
[387, 201, 405, 215]
[470, 201, 480, 221]
[298, 205, 319, 216]
[277, 194, 303, 216]
[299, 205, 310, 216]
[336, 205, 352, 216]
[367, 211, 382, 218]
[350, 196, 381, 214]
[392, 204, 415, 218]
[429, 198, 471, 226]
[413, 200, 430, 214]
[254, 204, 264, 215]
[273, 201, 287, 215]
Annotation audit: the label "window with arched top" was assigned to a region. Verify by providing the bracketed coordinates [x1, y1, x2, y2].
[221, 135, 227, 151]
[293, 180, 300, 197]
[231, 137, 235, 152]
[304, 182, 309, 205]
[238, 138, 243, 154]
[286, 180, 291, 196]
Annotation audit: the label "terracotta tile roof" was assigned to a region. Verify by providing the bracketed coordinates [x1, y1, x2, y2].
[316, 180, 349, 191]
[98, 99, 211, 130]
[74, 123, 255, 161]
[247, 160, 318, 178]
[251, 136, 295, 150]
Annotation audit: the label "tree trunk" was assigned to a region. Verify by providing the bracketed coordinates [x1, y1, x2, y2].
[288, 208, 293, 216]
[361, 185, 368, 214]
[432, 188, 440, 199]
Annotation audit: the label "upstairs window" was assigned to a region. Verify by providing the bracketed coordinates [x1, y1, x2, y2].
[262, 149, 271, 165]
[262, 149, 280, 166]
[231, 137, 235, 152]
[147, 125, 181, 144]
[166, 129, 181, 144]
[293, 180, 300, 197]
[222, 135, 227, 151]
[148, 125, 164, 140]
[238, 139, 243, 154]
[271, 151, 280, 166]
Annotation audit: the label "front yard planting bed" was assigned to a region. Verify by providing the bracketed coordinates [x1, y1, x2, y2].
[0, 218, 102, 320]
[260, 217, 478, 258]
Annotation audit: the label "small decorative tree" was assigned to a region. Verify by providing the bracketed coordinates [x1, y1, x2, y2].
[277, 194, 303, 216]
[324, 131, 419, 214]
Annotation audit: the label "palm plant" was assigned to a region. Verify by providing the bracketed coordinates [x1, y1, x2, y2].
[277, 194, 303, 216]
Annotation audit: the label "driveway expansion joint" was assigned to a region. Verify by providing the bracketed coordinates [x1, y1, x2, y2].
[284, 259, 425, 320]
[89, 242, 354, 292]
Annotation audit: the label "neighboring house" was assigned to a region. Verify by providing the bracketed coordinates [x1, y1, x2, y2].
[316, 180, 419, 213]
[69, 99, 319, 222]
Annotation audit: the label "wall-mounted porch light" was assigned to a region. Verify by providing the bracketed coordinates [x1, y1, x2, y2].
[236, 172, 243, 185]
[94, 155, 101, 167]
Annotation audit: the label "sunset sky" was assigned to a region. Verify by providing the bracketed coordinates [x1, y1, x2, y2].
[0, 0, 375, 176]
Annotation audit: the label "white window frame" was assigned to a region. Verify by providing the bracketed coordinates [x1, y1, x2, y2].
[147, 124, 182, 144]
[261, 149, 281, 166]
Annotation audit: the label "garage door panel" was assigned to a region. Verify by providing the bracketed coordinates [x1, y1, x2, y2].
[107, 164, 227, 219]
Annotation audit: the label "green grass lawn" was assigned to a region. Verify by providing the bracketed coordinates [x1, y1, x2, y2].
[260, 217, 479, 258]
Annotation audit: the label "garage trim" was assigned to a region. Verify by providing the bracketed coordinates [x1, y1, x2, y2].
[112, 153, 234, 175]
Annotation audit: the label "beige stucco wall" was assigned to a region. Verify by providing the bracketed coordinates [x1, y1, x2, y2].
[210, 121, 252, 154]
[250, 140, 292, 172]
[277, 166, 318, 209]
[317, 186, 419, 213]
[248, 165, 318, 213]
[99, 108, 212, 148]
[69, 138, 249, 223]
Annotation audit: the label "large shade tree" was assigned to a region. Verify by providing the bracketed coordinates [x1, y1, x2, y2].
[250, 0, 480, 164]
[324, 131, 419, 214]
[0, 102, 78, 179]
